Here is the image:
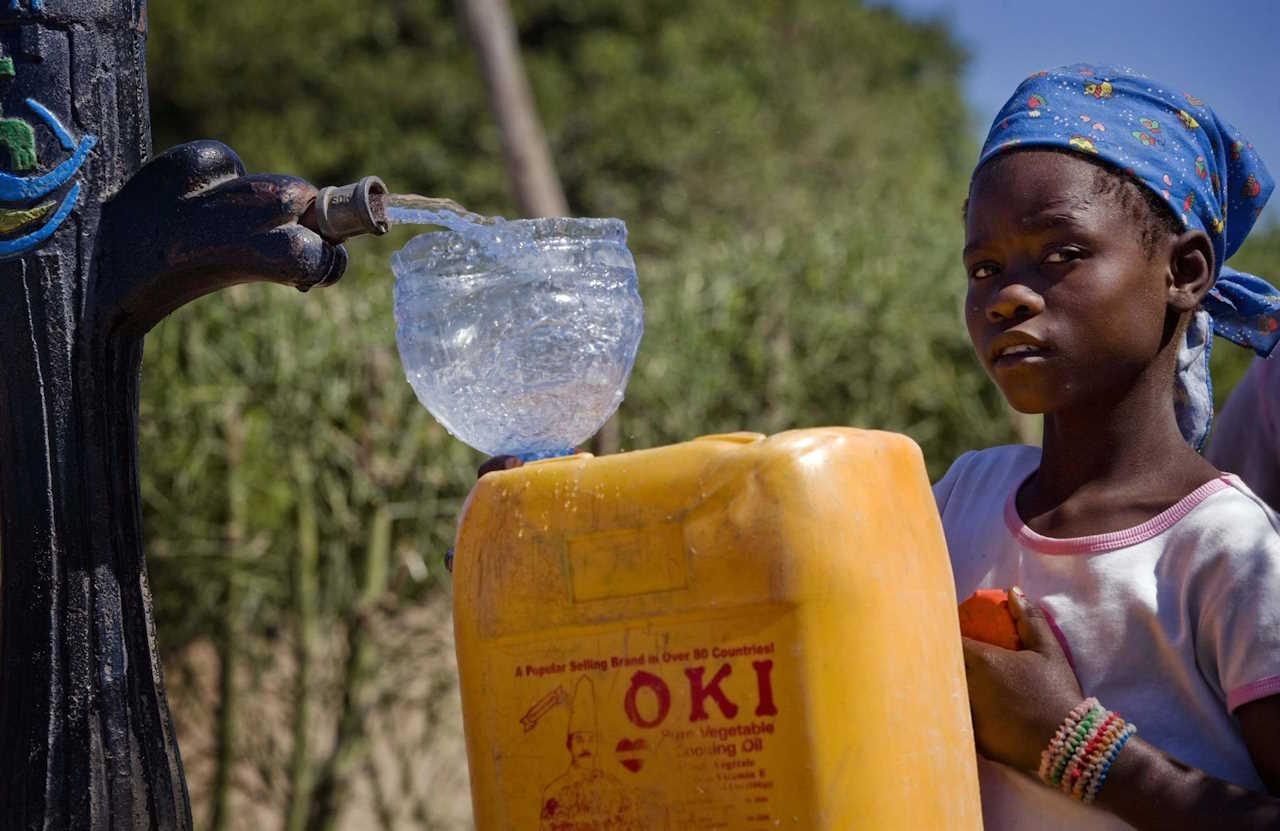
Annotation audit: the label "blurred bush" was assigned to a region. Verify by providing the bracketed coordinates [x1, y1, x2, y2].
[139, 1, 1280, 828]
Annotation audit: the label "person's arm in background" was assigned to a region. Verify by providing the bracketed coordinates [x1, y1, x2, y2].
[1208, 357, 1280, 510]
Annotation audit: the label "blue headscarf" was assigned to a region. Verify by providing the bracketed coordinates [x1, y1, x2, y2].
[976, 64, 1278, 449]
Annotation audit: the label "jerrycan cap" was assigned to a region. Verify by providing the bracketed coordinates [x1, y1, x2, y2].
[694, 431, 766, 444]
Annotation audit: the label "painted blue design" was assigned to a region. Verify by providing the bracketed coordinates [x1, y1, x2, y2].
[0, 180, 79, 258]
[25, 98, 74, 151]
[7, 0, 43, 10]
[0, 96, 98, 204]
[0, 59, 98, 262]
[0, 130, 94, 202]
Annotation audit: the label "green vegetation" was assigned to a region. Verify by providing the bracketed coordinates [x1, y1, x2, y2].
[140, 1, 1280, 827]
[144, 0, 1008, 648]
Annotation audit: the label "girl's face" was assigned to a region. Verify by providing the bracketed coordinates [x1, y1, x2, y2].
[963, 151, 1173, 414]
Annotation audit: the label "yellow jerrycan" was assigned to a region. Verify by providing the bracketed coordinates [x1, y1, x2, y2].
[452, 428, 982, 830]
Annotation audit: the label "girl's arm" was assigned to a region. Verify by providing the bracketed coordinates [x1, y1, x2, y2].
[1238, 697, 1280, 794]
[1092, 702, 1280, 830]
[963, 588, 1280, 831]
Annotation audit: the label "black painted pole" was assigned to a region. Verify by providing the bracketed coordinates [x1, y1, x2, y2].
[0, 3, 355, 828]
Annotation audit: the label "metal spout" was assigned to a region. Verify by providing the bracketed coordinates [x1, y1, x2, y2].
[308, 176, 389, 242]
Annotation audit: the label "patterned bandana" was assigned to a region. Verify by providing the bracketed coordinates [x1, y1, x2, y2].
[975, 64, 1277, 449]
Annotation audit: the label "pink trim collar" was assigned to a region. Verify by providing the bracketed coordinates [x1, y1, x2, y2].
[1004, 475, 1235, 555]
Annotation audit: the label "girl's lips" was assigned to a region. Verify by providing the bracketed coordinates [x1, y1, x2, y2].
[988, 332, 1051, 366]
[993, 347, 1050, 368]
[988, 340, 1049, 368]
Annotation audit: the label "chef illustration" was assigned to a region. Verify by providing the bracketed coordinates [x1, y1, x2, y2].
[539, 676, 652, 831]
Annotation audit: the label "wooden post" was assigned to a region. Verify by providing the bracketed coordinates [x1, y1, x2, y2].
[457, 0, 568, 219]
[0, 3, 350, 828]
[456, 0, 627, 454]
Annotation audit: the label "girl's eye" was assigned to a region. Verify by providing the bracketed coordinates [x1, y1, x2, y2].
[1043, 247, 1083, 264]
[969, 263, 999, 280]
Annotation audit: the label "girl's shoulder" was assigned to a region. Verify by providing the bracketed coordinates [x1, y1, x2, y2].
[933, 444, 1040, 516]
[1174, 474, 1280, 561]
[1173, 476, 1280, 716]
[1141, 477, 1280, 630]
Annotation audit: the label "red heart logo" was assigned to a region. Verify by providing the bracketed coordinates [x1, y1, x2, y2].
[615, 738, 648, 773]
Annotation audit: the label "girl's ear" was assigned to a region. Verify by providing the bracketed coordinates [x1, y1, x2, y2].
[1167, 229, 1215, 312]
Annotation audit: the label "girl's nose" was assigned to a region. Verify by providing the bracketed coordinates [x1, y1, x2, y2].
[986, 280, 1045, 324]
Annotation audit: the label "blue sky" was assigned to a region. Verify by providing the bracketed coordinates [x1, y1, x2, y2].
[878, 0, 1280, 223]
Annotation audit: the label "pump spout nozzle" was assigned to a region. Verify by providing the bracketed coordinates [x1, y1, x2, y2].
[305, 175, 389, 242]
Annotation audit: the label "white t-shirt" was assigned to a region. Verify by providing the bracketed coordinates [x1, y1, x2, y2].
[934, 445, 1280, 830]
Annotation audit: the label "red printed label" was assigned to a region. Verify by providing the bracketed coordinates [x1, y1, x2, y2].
[480, 608, 803, 829]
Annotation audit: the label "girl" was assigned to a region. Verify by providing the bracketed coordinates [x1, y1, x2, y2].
[937, 65, 1280, 829]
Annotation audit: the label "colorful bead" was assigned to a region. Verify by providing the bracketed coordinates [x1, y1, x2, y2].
[1084, 723, 1137, 803]
[1052, 706, 1100, 785]
[1040, 698, 1096, 780]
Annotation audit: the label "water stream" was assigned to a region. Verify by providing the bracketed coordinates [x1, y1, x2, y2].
[384, 192, 496, 230]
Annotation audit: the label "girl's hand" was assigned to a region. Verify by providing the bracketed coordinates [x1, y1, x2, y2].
[962, 586, 1084, 773]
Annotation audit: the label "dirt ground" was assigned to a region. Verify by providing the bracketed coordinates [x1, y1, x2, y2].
[167, 589, 476, 830]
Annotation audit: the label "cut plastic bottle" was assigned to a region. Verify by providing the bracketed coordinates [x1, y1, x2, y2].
[391, 214, 643, 460]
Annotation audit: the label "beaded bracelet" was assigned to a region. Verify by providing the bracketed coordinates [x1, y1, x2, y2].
[1039, 697, 1097, 782]
[1085, 723, 1137, 803]
[1068, 715, 1122, 798]
[1050, 704, 1100, 786]
[1038, 698, 1136, 804]
[1076, 720, 1128, 802]
[1069, 713, 1118, 778]
[1048, 700, 1104, 789]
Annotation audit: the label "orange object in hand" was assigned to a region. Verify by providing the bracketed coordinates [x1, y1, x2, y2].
[958, 588, 1023, 650]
